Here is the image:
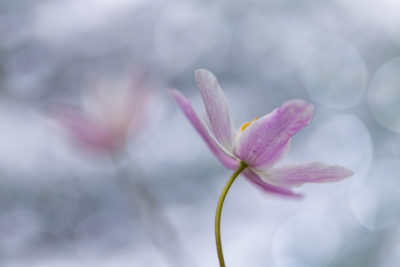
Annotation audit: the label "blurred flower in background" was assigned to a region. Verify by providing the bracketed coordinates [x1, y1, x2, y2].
[53, 72, 149, 155]
[50, 71, 196, 267]
[0, 0, 399, 266]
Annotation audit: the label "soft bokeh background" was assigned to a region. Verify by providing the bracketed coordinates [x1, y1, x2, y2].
[1, 0, 400, 266]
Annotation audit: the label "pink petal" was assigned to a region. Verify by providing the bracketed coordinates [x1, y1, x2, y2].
[235, 99, 314, 168]
[195, 69, 234, 151]
[265, 162, 353, 187]
[55, 108, 116, 152]
[169, 89, 239, 170]
[254, 139, 292, 172]
[243, 169, 302, 198]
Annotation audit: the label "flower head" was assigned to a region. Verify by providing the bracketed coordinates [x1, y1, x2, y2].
[54, 74, 149, 155]
[170, 69, 353, 197]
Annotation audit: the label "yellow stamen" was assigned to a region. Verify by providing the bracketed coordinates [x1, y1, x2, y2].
[239, 116, 258, 132]
[251, 116, 258, 123]
[240, 122, 250, 132]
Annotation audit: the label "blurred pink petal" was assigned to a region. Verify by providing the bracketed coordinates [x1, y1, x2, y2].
[55, 107, 116, 152]
[53, 72, 150, 155]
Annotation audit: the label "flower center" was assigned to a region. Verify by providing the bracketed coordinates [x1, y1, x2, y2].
[239, 117, 258, 132]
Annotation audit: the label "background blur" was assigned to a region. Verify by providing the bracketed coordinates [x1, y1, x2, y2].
[1, 0, 400, 266]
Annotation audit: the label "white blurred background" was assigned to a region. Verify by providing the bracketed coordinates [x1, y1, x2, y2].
[0, 0, 400, 266]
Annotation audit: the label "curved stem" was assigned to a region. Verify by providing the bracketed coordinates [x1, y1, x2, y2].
[215, 161, 248, 267]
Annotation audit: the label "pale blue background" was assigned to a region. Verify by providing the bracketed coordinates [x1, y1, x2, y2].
[0, 0, 400, 266]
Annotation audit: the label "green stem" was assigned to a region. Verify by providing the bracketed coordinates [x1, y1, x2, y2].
[215, 161, 248, 267]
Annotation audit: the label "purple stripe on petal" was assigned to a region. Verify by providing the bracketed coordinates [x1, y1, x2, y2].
[235, 99, 314, 168]
[243, 169, 302, 198]
[195, 69, 234, 151]
[266, 162, 353, 187]
[169, 89, 239, 170]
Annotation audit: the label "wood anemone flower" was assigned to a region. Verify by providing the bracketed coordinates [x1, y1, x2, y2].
[170, 69, 353, 267]
[54, 75, 149, 155]
[170, 69, 352, 197]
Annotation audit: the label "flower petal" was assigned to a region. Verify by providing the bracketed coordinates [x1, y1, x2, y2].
[169, 89, 239, 170]
[54, 107, 116, 151]
[195, 69, 234, 151]
[254, 139, 292, 172]
[265, 162, 353, 187]
[243, 169, 302, 198]
[235, 99, 314, 168]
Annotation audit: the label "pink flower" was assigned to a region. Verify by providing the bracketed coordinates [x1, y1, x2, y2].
[54, 75, 149, 154]
[170, 69, 353, 197]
